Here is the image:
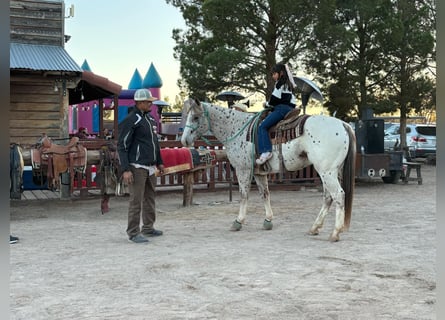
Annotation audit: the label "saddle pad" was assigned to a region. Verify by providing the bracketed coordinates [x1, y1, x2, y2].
[158, 148, 218, 175]
[190, 149, 218, 167]
[160, 148, 193, 172]
[246, 113, 311, 154]
[271, 114, 311, 142]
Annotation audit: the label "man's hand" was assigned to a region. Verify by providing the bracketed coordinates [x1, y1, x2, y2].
[122, 170, 133, 184]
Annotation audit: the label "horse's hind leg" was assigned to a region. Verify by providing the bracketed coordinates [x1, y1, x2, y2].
[309, 191, 333, 236]
[330, 189, 346, 242]
[309, 173, 346, 241]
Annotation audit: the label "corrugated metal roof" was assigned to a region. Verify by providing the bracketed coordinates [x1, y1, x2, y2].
[10, 42, 82, 72]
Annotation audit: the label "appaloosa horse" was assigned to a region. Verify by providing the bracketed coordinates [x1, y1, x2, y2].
[181, 98, 356, 241]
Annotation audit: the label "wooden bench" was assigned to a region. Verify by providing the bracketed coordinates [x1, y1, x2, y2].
[399, 147, 423, 185]
[402, 161, 422, 185]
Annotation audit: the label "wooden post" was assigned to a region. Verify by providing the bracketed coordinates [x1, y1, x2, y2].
[60, 172, 71, 199]
[99, 98, 104, 137]
[183, 172, 194, 207]
[113, 95, 119, 138]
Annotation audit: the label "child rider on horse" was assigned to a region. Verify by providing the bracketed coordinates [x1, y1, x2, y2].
[256, 63, 297, 165]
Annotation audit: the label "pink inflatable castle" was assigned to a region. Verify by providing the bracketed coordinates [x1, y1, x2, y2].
[69, 61, 164, 136]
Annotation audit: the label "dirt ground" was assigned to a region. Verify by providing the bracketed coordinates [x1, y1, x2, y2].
[10, 164, 436, 320]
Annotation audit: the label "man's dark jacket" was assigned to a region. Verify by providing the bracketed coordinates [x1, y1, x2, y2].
[117, 108, 163, 172]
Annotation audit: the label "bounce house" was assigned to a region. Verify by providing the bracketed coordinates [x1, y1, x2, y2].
[69, 61, 164, 136]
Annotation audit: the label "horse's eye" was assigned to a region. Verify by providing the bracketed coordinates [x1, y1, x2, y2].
[193, 116, 199, 122]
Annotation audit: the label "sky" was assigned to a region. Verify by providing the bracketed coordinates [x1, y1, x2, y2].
[61, 0, 322, 112]
[64, 0, 186, 100]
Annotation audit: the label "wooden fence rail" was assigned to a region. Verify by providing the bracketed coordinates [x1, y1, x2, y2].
[18, 138, 321, 200]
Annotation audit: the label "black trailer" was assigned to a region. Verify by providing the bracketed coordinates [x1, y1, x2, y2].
[354, 112, 404, 184]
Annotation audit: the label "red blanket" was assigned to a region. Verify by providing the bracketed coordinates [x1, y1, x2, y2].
[160, 148, 193, 172]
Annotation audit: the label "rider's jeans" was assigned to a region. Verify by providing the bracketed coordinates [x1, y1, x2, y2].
[257, 104, 294, 154]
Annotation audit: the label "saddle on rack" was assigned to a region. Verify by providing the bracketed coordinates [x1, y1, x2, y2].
[31, 136, 87, 191]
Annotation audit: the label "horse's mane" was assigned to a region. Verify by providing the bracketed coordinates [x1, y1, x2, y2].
[200, 101, 255, 119]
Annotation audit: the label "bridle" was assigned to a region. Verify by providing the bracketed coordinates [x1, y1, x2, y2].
[184, 104, 213, 144]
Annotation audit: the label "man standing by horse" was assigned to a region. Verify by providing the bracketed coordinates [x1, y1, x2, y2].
[117, 88, 165, 243]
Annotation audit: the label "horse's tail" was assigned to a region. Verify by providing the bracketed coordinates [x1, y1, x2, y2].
[342, 123, 356, 230]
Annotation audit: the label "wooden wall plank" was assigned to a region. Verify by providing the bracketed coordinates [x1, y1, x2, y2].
[13, 84, 55, 94]
[10, 111, 61, 120]
[10, 103, 61, 112]
[10, 0, 64, 46]
[10, 129, 61, 146]
[10, 94, 62, 104]
[10, 119, 60, 128]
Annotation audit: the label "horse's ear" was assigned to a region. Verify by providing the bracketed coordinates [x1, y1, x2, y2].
[184, 99, 191, 113]
[185, 97, 203, 112]
[184, 97, 200, 113]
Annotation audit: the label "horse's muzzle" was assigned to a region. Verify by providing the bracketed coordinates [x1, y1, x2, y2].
[181, 135, 193, 147]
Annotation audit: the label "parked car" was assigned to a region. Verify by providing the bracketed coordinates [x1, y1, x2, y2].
[384, 123, 436, 157]
[384, 122, 397, 131]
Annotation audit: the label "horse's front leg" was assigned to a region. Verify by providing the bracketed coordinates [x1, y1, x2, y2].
[254, 174, 274, 230]
[230, 172, 251, 231]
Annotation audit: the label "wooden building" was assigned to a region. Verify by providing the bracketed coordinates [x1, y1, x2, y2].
[10, 0, 121, 146]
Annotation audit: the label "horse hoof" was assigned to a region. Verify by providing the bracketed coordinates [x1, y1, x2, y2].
[308, 228, 319, 236]
[263, 219, 273, 230]
[329, 234, 340, 242]
[230, 219, 242, 231]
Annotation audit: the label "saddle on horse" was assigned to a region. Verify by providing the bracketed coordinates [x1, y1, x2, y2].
[269, 109, 309, 144]
[246, 109, 311, 174]
[248, 108, 310, 149]
[31, 136, 87, 191]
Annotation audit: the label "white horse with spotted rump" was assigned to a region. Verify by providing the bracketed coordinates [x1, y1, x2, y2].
[181, 98, 356, 241]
